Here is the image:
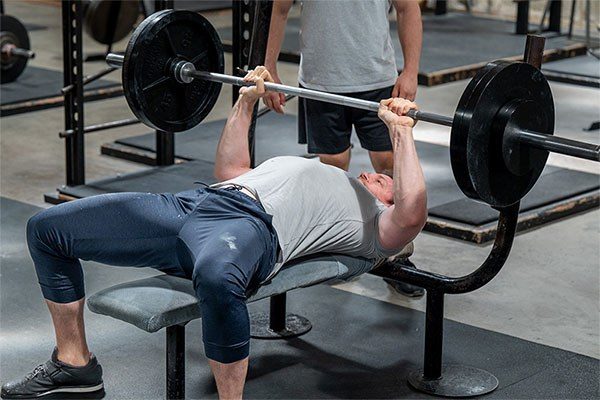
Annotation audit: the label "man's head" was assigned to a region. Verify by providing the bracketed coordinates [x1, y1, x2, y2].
[358, 172, 394, 206]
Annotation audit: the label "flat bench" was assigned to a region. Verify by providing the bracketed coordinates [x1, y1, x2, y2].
[87, 247, 412, 399]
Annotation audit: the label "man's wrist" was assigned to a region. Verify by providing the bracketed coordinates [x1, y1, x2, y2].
[238, 95, 257, 111]
[399, 68, 418, 77]
[389, 125, 414, 140]
[265, 62, 278, 74]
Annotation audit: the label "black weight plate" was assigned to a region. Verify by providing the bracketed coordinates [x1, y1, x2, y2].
[450, 61, 554, 208]
[450, 61, 503, 201]
[0, 15, 30, 84]
[123, 10, 224, 132]
[84, 0, 140, 45]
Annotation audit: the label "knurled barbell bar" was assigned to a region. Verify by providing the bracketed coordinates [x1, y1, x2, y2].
[1, 14, 35, 84]
[107, 9, 600, 208]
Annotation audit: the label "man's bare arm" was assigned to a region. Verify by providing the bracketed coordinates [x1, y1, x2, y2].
[214, 97, 255, 181]
[391, 0, 422, 100]
[265, 0, 293, 73]
[377, 99, 427, 250]
[214, 67, 273, 181]
[263, 0, 293, 112]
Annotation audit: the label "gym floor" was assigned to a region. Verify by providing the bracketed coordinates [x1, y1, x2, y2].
[1, 1, 599, 398]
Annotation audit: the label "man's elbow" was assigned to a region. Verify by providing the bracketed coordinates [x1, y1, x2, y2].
[403, 208, 427, 234]
[214, 165, 249, 182]
[214, 165, 232, 182]
[393, 201, 427, 235]
[403, 211, 427, 248]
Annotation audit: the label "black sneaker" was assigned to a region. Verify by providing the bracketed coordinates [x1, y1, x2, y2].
[383, 259, 425, 298]
[1, 349, 104, 399]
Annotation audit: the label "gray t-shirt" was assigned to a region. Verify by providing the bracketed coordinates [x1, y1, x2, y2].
[298, 0, 398, 93]
[218, 156, 401, 279]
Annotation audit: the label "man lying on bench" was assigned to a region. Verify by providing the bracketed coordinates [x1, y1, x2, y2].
[1, 67, 427, 400]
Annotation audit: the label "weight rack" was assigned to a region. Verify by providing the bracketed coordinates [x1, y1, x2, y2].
[46, 0, 272, 202]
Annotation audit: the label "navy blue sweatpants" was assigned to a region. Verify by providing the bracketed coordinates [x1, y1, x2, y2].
[26, 187, 279, 363]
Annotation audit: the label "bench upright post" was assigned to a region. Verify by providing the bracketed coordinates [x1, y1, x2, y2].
[166, 324, 185, 400]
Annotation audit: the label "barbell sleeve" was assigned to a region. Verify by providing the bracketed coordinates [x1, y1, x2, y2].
[517, 130, 600, 161]
[106, 53, 124, 68]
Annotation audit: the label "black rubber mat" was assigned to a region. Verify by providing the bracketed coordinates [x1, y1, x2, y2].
[429, 168, 600, 225]
[174, 0, 231, 11]
[114, 113, 307, 164]
[24, 23, 46, 31]
[58, 159, 217, 199]
[216, 13, 585, 85]
[543, 54, 600, 88]
[110, 114, 599, 226]
[1, 66, 122, 116]
[1, 197, 598, 399]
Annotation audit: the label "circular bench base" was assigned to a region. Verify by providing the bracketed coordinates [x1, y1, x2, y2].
[408, 364, 499, 397]
[250, 313, 312, 339]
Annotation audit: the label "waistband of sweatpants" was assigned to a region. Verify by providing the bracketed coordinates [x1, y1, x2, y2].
[211, 185, 262, 207]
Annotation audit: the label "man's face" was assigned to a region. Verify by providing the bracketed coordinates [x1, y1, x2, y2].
[358, 172, 394, 206]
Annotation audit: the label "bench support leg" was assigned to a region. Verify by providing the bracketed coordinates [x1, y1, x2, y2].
[407, 290, 498, 397]
[166, 324, 185, 400]
[250, 293, 312, 339]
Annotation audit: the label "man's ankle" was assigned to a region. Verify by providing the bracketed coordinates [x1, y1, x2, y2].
[56, 349, 91, 367]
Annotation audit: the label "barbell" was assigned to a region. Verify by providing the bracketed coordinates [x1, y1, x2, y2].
[106, 9, 600, 208]
[1, 14, 35, 84]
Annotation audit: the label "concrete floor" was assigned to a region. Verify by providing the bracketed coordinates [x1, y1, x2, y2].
[0, 0, 599, 374]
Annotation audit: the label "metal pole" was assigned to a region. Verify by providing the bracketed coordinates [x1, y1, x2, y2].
[516, 0, 530, 35]
[62, 66, 117, 95]
[59, 118, 140, 138]
[63, 0, 85, 186]
[269, 293, 287, 332]
[523, 34, 545, 69]
[567, 0, 577, 38]
[517, 130, 600, 161]
[190, 70, 454, 125]
[423, 290, 444, 379]
[166, 325, 185, 400]
[585, 0, 591, 48]
[548, 0, 562, 33]
[156, 130, 175, 166]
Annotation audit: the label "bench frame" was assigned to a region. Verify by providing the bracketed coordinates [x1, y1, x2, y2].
[163, 291, 309, 399]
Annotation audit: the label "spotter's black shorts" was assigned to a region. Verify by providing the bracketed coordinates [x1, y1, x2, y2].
[298, 84, 394, 154]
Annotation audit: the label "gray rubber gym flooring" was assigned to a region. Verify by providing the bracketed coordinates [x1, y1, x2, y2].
[544, 54, 600, 80]
[2, 197, 598, 399]
[543, 54, 600, 87]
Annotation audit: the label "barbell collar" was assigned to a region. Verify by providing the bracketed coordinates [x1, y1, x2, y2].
[516, 129, 600, 162]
